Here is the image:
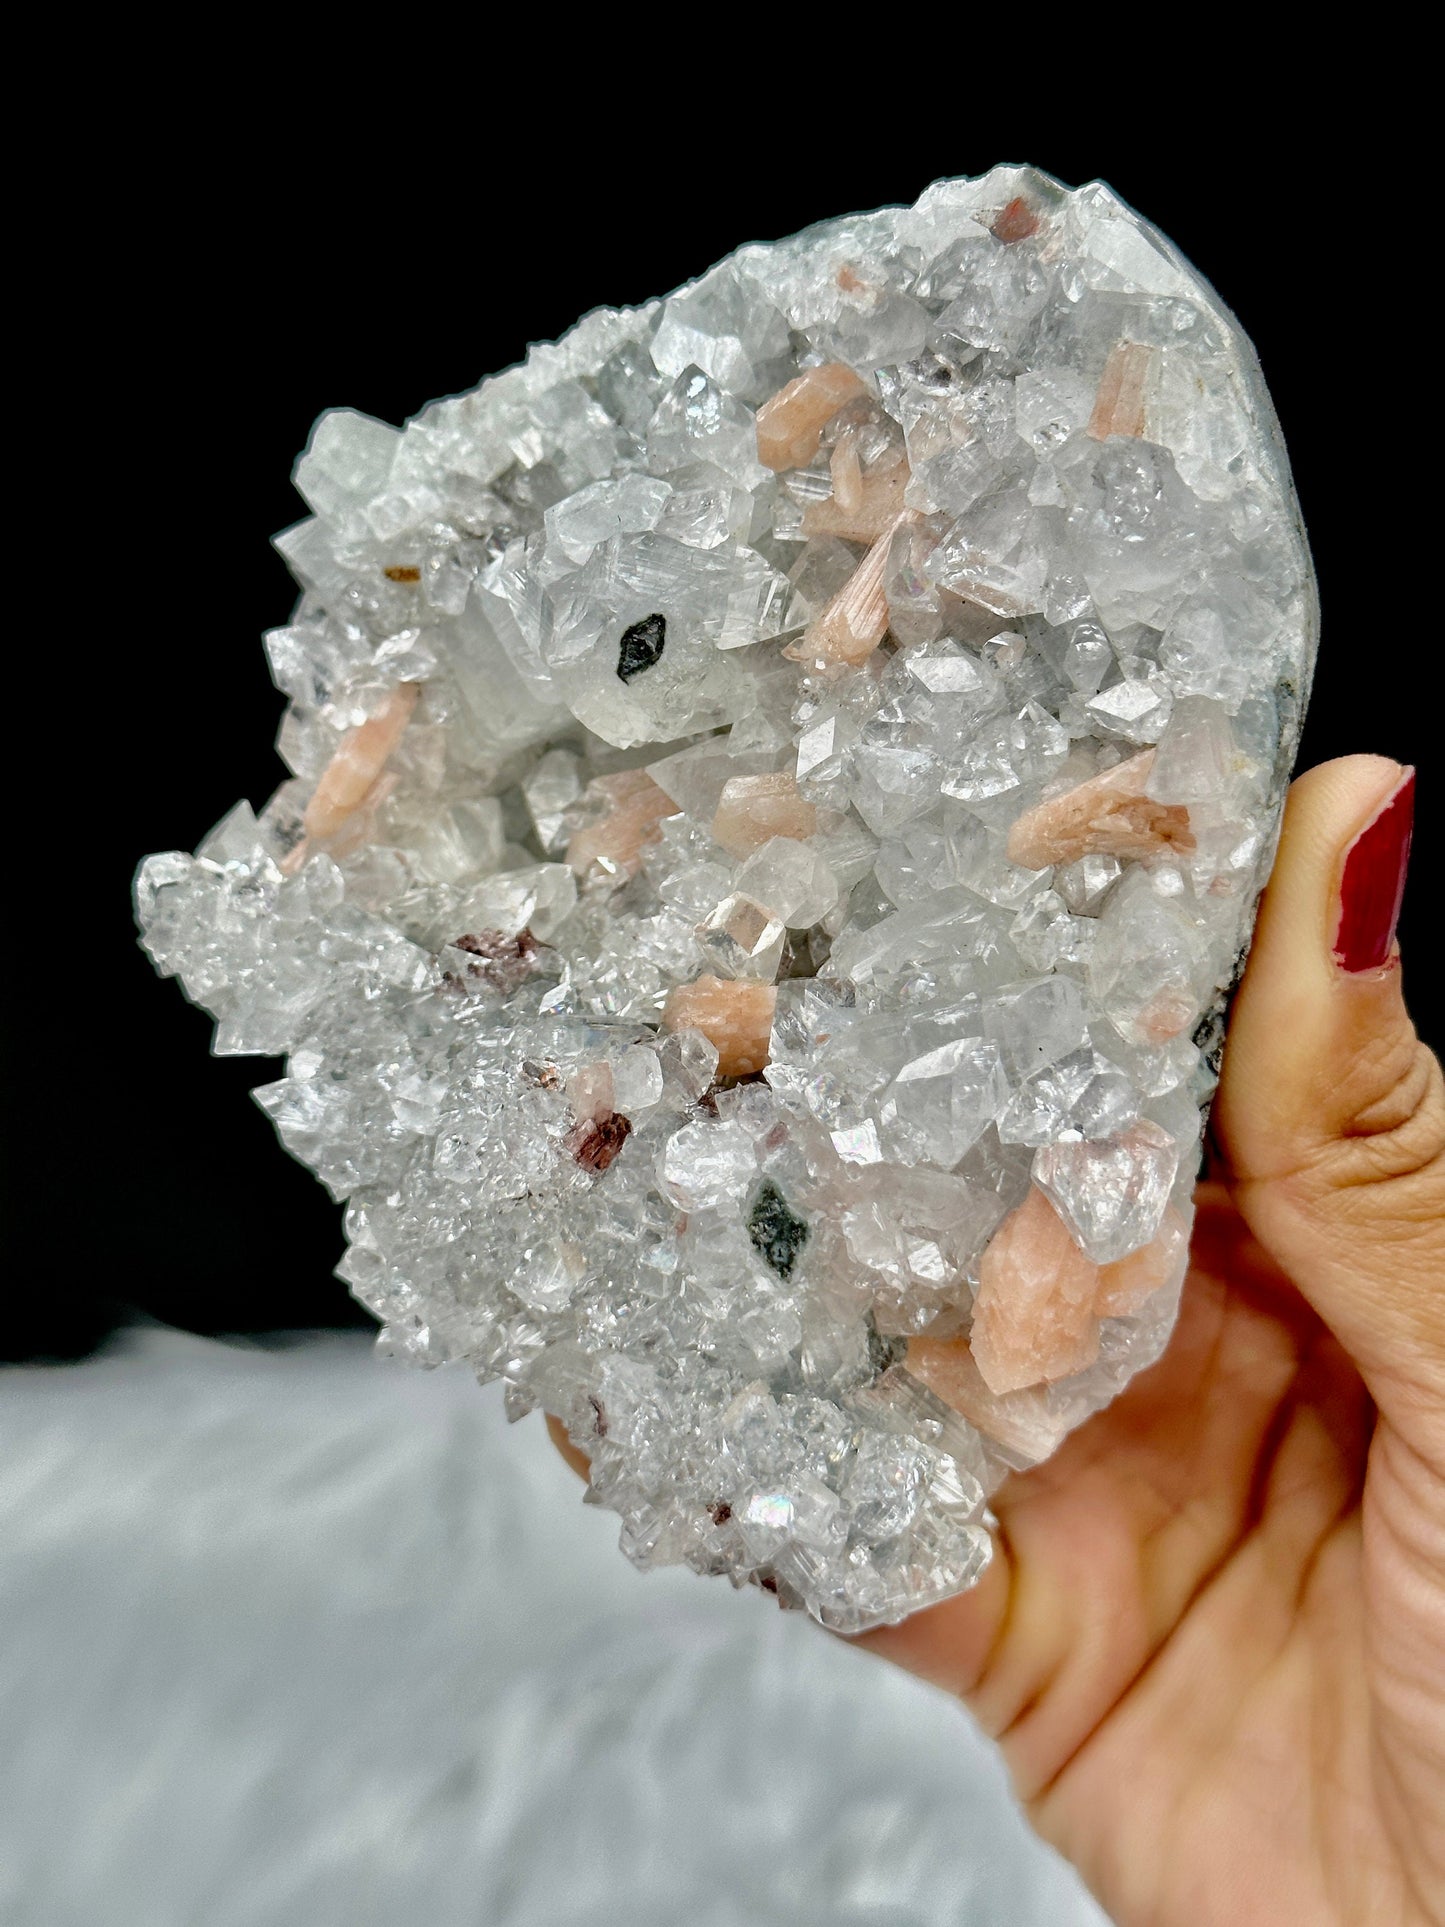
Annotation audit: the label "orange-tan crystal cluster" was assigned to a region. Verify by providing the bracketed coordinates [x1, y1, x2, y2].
[662, 976, 777, 1080]
[909, 1191, 1189, 1399]
[711, 773, 819, 858]
[566, 770, 677, 879]
[1005, 750, 1194, 870]
[755, 363, 866, 471]
[282, 682, 420, 870]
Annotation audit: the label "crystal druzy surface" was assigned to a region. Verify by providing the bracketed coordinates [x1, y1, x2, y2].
[137, 167, 1316, 1631]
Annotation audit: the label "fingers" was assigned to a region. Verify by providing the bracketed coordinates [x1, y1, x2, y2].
[852, 1546, 1012, 1699]
[1215, 757, 1445, 1429]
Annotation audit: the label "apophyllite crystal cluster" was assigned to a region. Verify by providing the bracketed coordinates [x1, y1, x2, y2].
[137, 166, 1316, 1631]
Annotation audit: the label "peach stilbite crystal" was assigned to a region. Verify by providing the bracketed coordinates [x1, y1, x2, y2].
[902, 1336, 1065, 1466]
[661, 976, 777, 1079]
[829, 430, 864, 515]
[303, 682, 419, 842]
[1087, 341, 1152, 441]
[324, 772, 400, 859]
[755, 362, 867, 472]
[785, 513, 914, 668]
[1005, 749, 1195, 870]
[1093, 1208, 1190, 1317]
[711, 772, 818, 858]
[566, 770, 677, 879]
[970, 1186, 1102, 1394]
[801, 454, 910, 544]
[917, 1192, 1191, 1400]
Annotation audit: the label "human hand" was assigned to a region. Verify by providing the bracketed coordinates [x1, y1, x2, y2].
[857, 756, 1443, 1926]
[549, 755, 1442, 1926]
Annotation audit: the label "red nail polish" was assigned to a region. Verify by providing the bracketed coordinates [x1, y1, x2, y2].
[1333, 768, 1415, 972]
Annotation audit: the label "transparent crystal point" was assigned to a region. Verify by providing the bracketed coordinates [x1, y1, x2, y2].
[1033, 1119, 1180, 1263]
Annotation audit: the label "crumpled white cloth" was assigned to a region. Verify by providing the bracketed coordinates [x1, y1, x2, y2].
[0, 1330, 1107, 1927]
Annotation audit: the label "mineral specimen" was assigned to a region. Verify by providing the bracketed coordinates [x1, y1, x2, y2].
[136, 166, 1316, 1632]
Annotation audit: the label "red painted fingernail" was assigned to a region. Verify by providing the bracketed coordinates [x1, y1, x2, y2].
[1333, 767, 1414, 972]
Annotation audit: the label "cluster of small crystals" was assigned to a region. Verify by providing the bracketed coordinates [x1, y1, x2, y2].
[137, 167, 1315, 1632]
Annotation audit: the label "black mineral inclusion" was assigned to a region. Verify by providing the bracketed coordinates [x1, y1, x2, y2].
[746, 1180, 810, 1279]
[617, 612, 667, 682]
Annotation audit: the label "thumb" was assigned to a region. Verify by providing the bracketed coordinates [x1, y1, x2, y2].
[1214, 756, 1445, 1416]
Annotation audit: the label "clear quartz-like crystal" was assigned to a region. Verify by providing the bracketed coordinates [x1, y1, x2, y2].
[136, 166, 1315, 1633]
[734, 835, 839, 929]
[694, 894, 786, 981]
[1032, 1119, 1180, 1264]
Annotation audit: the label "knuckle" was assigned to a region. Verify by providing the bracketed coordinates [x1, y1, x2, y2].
[1328, 1010, 1427, 1129]
[1284, 1039, 1445, 1307]
[1261, 1034, 1445, 1370]
[1329, 1040, 1445, 1193]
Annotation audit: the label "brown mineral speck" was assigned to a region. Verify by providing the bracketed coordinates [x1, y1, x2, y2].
[662, 976, 777, 1079]
[756, 362, 868, 472]
[1005, 749, 1195, 870]
[1087, 341, 1152, 441]
[566, 769, 677, 879]
[445, 927, 542, 995]
[992, 197, 1040, 244]
[565, 1111, 633, 1174]
[759, 1575, 779, 1595]
[709, 1502, 732, 1525]
[383, 565, 422, 583]
[455, 929, 539, 962]
[588, 1394, 609, 1437]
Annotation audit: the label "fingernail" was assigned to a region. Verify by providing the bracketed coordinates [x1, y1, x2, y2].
[1333, 767, 1415, 972]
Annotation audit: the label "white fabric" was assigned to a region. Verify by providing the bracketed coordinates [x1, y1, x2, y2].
[0, 1330, 1107, 1926]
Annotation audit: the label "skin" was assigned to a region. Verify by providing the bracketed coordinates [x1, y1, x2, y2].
[551, 755, 1445, 1927]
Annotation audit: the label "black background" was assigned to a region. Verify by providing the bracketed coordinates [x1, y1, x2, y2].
[12, 129, 1440, 1362]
